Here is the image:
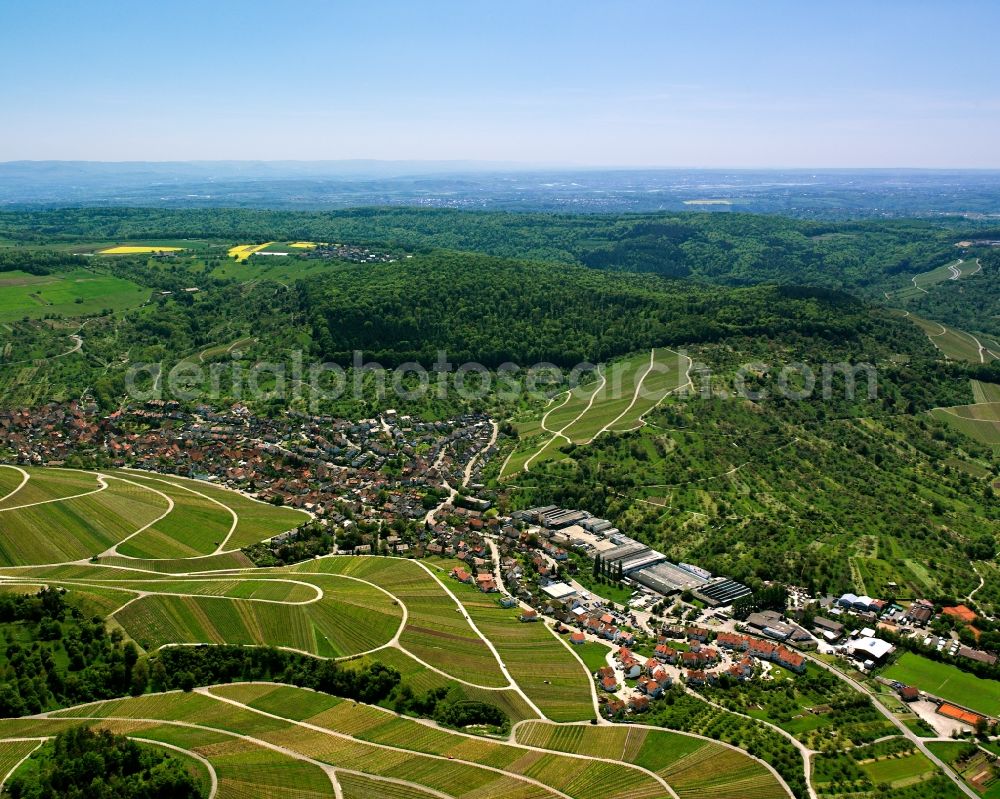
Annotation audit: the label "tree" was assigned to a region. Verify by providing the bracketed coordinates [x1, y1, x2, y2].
[129, 660, 149, 697]
[178, 671, 196, 692]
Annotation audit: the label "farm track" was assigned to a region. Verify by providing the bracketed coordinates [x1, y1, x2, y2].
[523, 366, 607, 471]
[0, 465, 30, 505]
[505, 348, 691, 478]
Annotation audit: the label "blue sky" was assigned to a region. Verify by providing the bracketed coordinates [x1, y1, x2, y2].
[2, 0, 999, 166]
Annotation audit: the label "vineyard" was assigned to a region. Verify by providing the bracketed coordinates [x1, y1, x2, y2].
[516, 721, 791, 799]
[0, 685, 796, 799]
[0, 466, 307, 565]
[0, 486, 805, 799]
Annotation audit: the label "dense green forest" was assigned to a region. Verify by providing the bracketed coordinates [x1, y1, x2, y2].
[0, 206, 975, 291]
[3, 245, 957, 414]
[0, 589, 146, 717]
[7, 726, 203, 799]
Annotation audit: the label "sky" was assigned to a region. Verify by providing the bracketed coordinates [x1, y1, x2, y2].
[2, 0, 999, 167]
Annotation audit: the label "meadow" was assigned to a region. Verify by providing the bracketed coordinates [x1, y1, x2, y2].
[882, 652, 1000, 716]
[0, 269, 149, 323]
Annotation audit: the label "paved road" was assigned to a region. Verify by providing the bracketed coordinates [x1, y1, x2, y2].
[801, 652, 978, 799]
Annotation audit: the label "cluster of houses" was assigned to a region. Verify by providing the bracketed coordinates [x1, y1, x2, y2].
[592, 626, 809, 718]
[449, 561, 498, 594]
[714, 631, 806, 672]
[826, 593, 997, 668]
[304, 242, 397, 264]
[566, 611, 636, 647]
[0, 401, 497, 554]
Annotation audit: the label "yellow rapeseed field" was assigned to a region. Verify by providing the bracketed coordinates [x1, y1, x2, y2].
[289, 241, 319, 249]
[228, 242, 274, 262]
[99, 245, 184, 254]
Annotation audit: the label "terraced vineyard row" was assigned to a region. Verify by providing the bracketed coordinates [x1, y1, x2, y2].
[500, 348, 689, 478]
[0, 467, 307, 566]
[293, 556, 510, 686]
[516, 721, 790, 799]
[429, 560, 596, 721]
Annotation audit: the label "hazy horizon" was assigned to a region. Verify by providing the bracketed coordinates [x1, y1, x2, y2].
[6, 160, 1000, 172]
[3, 1, 1000, 168]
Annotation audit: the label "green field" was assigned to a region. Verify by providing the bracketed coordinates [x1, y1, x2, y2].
[860, 750, 938, 787]
[574, 641, 613, 673]
[0, 269, 149, 323]
[883, 652, 1000, 716]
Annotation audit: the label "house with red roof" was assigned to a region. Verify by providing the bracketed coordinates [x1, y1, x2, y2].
[686, 626, 710, 642]
[775, 647, 805, 673]
[716, 632, 748, 651]
[654, 644, 677, 664]
[596, 666, 618, 692]
[629, 694, 651, 713]
[604, 698, 626, 718]
[686, 670, 707, 686]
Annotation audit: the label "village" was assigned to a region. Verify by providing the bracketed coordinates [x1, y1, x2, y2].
[2, 400, 998, 738]
[0, 399, 497, 546]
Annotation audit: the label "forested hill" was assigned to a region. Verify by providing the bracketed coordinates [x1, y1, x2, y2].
[298, 252, 936, 368]
[0, 246, 964, 414]
[0, 207, 979, 291]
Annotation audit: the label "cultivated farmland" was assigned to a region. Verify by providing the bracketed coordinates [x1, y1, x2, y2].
[290, 556, 511, 687]
[228, 243, 275, 262]
[98, 245, 184, 254]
